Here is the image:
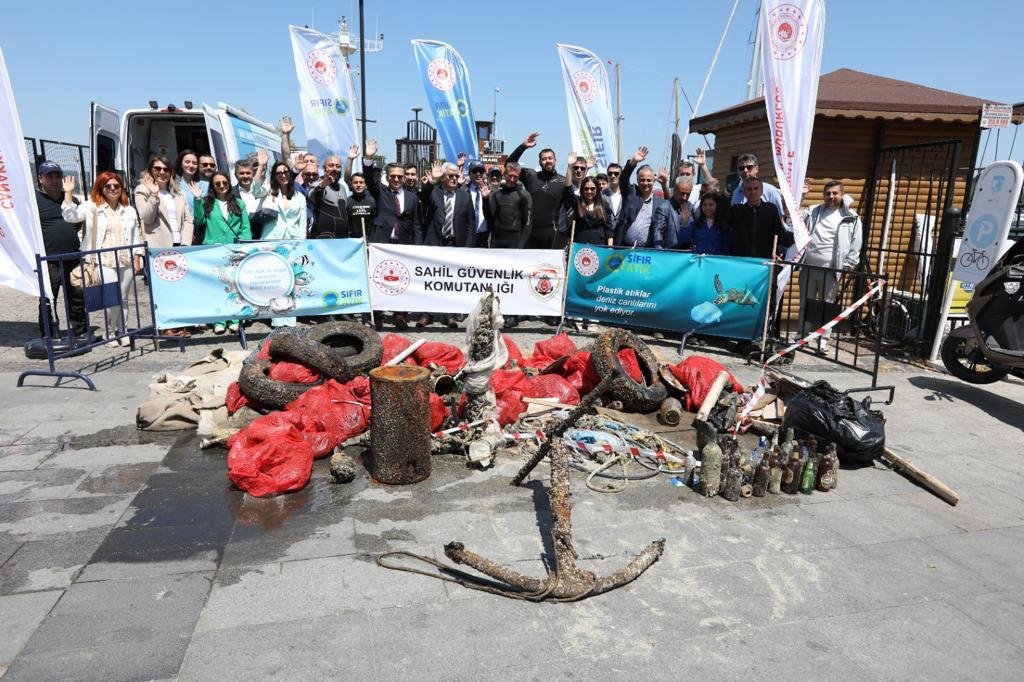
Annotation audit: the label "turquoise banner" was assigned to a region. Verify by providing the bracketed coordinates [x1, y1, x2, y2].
[149, 239, 370, 328]
[565, 244, 770, 340]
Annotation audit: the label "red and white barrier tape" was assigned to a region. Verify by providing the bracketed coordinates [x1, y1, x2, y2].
[735, 279, 886, 430]
[569, 439, 686, 466]
[432, 417, 500, 438]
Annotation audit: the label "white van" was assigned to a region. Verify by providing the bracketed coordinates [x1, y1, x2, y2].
[90, 100, 282, 187]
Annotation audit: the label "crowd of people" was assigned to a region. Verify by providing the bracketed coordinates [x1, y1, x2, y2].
[32, 119, 861, 344]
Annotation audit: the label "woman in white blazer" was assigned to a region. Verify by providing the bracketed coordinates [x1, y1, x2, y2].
[61, 172, 143, 346]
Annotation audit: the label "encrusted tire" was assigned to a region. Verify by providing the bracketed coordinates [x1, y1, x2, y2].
[238, 359, 323, 409]
[305, 321, 383, 374]
[590, 329, 667, 412]
[269, 333, 356, 382]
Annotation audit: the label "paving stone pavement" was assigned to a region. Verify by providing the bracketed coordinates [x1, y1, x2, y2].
[1, 283, 1023, 680]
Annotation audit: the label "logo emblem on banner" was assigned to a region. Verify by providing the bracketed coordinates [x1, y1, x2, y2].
[306, 49, 338, 85]
[334, 98, 350, 115]
[235, 251, 296, 306]
[153, 250, 188, 282]
[528, 263, 562, 301]
[572, 70, 598, 104]
[768, 4, 808, 59]
[372, 259, 411, 295]
[574, 247, 600, 276]
[427, 58, 457, 91]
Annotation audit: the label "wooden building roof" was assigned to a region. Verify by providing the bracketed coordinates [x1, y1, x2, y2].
[691, 68, 1002, 131]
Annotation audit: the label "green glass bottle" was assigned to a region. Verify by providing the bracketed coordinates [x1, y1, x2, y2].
[799, 453, 817, 494]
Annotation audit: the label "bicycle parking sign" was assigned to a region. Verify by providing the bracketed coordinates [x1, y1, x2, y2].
[952, 161, 1023, 287]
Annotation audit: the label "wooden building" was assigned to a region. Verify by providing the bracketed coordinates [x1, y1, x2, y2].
[691, 69, 1004, 333]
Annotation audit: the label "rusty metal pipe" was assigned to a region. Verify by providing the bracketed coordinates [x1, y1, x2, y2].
[368, 365, 432, 484]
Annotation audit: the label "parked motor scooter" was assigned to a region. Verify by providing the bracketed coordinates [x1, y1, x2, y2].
[941, 237, 1024, 384]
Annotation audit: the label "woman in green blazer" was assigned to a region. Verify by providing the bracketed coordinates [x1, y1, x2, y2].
[191, 171, 252, 334]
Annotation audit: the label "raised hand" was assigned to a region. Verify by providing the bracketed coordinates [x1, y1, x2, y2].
[364, 138, 378, 158]
[479, 182, 491, 198]
[566, 152, 578, 167]
[430, 160, 443, 181]
[280, 116, 295, 135]
[632, 146, 649, 164]
[186, 180, 203, 198]
[695, 147, 706, 165]
[256, 148, 268, 168]
[457, 152, 467, 167]
[585, 154, 596, 169]
[523, 131, 539, 148]
[143, 174, 159, 194]
[62, 176, 76, 194]
[347, 144, 360, 160]
[658, 166, 669, 183]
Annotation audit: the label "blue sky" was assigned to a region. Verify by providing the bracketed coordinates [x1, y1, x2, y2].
[3, 0, 1021, 170]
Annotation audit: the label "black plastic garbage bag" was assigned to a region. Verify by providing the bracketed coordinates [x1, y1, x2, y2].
[782, 380, 885, 463]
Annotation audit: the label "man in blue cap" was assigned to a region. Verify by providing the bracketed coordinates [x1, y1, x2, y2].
[35, 161, 88, 341]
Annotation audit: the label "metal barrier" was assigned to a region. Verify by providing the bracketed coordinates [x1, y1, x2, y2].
[17, 244, 184, 390]
[23, 137, 90, 193]
[772, 260, 892, 395]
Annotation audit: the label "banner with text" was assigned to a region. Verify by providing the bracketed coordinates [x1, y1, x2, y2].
[0, 47, 50, 298]
[760, 0, 825, 253]
[556, 43, 616, 173]
[150, 239, 370, 328]
[367, 244, 564, 316]
[565, 244, 771, 340]
[290, 25, 361, 160]
[411, 39, 478, 162]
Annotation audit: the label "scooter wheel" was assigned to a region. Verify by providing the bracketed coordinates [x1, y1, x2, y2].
[940, 333, 1008, 384]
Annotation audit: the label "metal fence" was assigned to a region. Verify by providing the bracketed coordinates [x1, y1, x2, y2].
[773, 260, 892, 394]
[859, 140, 961, 355]
[17, 245, 184, 390]
[24, 137, 91, 193]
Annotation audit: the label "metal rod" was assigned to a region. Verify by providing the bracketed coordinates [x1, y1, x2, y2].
[358, 0, 367, 152]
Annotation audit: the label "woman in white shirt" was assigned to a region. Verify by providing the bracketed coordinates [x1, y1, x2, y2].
[259, 161, 308, 327]
[61, 172, 142, 346]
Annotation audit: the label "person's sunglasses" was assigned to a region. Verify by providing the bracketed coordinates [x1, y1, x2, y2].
[303, 175, 320, 182]
[739, 164, 756, 171]
[274, 170, 291, 177]
[153, 167, 170, 174]
[608, 171, 620, 177]
[200, 162, 217, 168]
[444, 173, 461, 178]
[213, 181, 230, 188]
[471, 168, 485, 173]
[387, 174, 404, 180]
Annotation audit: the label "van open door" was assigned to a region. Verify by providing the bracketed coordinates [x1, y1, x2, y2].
[90, 101, 120, 180]
[202, 103, 230, 173]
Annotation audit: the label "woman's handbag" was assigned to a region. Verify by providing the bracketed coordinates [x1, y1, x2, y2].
[69, 207, 101, 287]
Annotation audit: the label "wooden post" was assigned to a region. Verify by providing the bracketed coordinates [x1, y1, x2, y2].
[759, 236, 779, 364]
[368, 365, 431, 484]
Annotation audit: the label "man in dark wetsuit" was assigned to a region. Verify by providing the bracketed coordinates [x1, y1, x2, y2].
[486, 163, 532, 327]
[506, 132, 565, 249]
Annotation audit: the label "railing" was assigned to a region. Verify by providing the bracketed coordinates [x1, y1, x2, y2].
[17, 244, 184, 390]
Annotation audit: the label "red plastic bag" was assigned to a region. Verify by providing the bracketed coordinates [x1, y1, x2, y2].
[256, 339, 272, 361]
[225, 381, 250, 414]
[523, 374, 580, 406]
[491, 368, 529, 394]
[617, 348, 643, 383]
[227, 412, 314, 497]
[429, 393, 448, 431]
[267, 360, 321, 384]
[563, 351, 600, 394]
[668, 356, 744, 412]
[503, 335, 523, 367]
[523, 333, 577, 368]
[496, 389, 526, 425]
[413, 342, 465, 374]
[381, 333, 413, 365]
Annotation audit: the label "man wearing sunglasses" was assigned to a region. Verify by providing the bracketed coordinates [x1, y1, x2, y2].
[603, 163, 624, 224]
[729, 153, 784, 215]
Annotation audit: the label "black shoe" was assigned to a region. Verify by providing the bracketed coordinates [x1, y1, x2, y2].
[444, 316, 459, 329]
[542, 316, 560, 327]
[415, 314, 432, 328]
[393, 314, 409, 330]
[505, 315, 519, 328]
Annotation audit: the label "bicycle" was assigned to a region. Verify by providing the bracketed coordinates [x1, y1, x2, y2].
[958, 247, 991, 272]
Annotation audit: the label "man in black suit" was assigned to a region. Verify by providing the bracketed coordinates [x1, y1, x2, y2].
[613, 146, 667, 247]
[361, 139, 420, 328]
[414, 161, 480, 327]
